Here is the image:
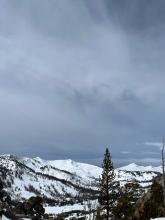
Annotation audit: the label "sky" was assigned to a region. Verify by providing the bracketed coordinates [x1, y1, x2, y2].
[0, 0, 165, 166]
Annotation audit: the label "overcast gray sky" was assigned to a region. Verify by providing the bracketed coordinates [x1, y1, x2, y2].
[0, 0, 165, 165]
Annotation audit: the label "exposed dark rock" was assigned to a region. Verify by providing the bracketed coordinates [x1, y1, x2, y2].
[133, 175, 165, 220]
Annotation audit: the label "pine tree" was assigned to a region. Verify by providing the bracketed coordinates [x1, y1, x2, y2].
[112, 181, 143, 219]
[98, 147, 119, 220]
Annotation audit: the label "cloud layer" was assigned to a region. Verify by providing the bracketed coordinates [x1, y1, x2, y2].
[0, 0, 165, 164]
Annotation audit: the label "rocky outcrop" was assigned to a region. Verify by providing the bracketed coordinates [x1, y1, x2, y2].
[14, 196, 45, 218]
[133, 175, 165, 220]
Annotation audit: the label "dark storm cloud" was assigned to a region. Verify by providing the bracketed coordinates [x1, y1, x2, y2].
[0, 0, 165, 165]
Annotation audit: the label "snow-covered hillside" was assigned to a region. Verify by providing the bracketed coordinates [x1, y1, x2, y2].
[151, 218, 165, 220]
[119, 163, 161, 172]
[0, 155, 100, 202]
[0, 155, 161, 202]
[116, 163, 161, 187]
[21, 157, 101, 187]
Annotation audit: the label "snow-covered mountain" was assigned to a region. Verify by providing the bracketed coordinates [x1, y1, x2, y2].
[0, 155, 161, 202]
[0, 155, 100, 202]
[116, 163, 161, 187]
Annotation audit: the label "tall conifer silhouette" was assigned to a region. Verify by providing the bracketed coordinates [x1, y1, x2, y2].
[99, 147, 118, 219]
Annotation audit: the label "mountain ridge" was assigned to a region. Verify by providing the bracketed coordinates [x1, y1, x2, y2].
[0, 154, 162, 204]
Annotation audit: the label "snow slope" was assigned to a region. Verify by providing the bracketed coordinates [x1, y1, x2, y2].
[21, 157, 101, 187]
[116, 163, 161, 187]
[0, 155, 100, 201]
[119, 163, 161, 173]
[0, 155, 161, 202]
[151, 218, 165, 220]
[0, 216, 30, 220]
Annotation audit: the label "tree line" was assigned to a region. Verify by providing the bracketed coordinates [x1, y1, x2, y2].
[98, 145, 165, 220]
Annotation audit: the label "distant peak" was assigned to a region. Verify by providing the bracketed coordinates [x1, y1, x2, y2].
[1, 154, 12, 157]
[0, 154, 17, 160]
[67, 159, 73, 163]
[119, 163, 138, 169]
[34, 156, 42, 160]
[118, 162, 161, 172]
[128, 163, 138, 166]
[33, 157, 44, 163]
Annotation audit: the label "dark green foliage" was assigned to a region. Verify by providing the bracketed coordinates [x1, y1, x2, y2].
[0, 179, 3, 192]
[113, 181, 142, 220]
[0, 178, 12, 205]
[25, 196, 45, 217]
[137, 181, 165, 220]
[141, 200, 159, 220]
[0, 178, 15, 219]
[98, 147, 119, 219]
[95, 207, 103, 220]
[150, 180, 164, 204]
[15, 196, 45, 218]
[122, 181, 144, 203]
[112, 194, 133, 220]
